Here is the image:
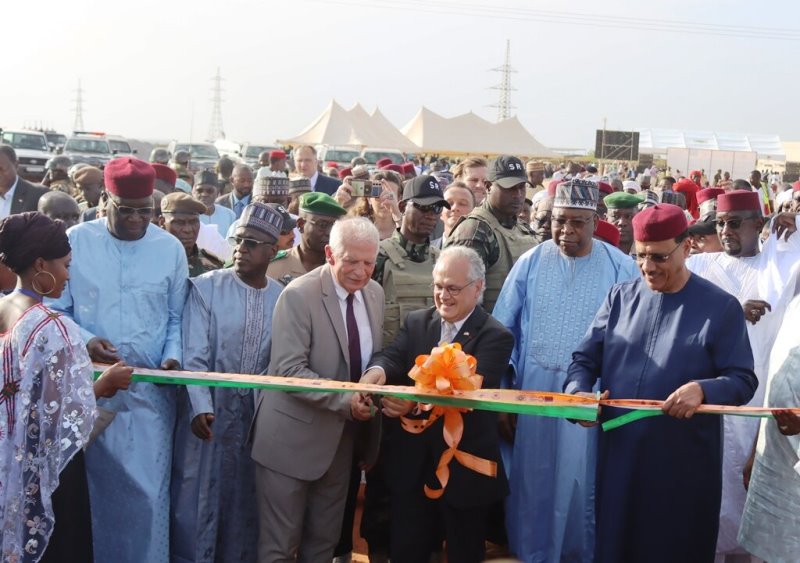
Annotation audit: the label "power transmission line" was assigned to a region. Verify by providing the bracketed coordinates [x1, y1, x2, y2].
[208, 68, 225, 141]
[310, 0, 800, 41]
[489, 40, 516, 122]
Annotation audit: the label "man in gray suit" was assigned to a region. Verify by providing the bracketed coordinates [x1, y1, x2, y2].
[251, 217, 385, 562]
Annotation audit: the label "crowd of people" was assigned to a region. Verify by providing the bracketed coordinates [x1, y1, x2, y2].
[0, 141, 799, 563]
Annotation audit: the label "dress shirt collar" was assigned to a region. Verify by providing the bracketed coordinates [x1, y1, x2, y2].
[1, 176, 19, 200]
[331, 272, 364, 306]
[309, 172, 319, 190]
[441, 307, 476, 334]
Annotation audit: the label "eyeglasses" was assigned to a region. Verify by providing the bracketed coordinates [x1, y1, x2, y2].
[109, 198, 154, 217]
[305, 219, 336, 231]
[715, 218, 751, 230]
[431, 279, 476, 297]
[635, 243, 682, 264]
[552, 215, 593, 230]
[411, 202, 444, 214]
[234, 236, 273, 248]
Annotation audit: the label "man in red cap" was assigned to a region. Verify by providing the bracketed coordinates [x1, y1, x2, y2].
[686, 190, 800, 559]
[593, 219, 620, 247]
[566, 203, 758, 563]
[269, 150, 287, 173]
[152, 163, 177, 194]
[674, 177, 700, 219]
[49, 157, 189, 563]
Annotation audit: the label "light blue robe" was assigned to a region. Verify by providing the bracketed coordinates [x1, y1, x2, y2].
[493, 239, 637, 563]
[49, 218, 188, 563]
[171, 268, 282, 563]
[200, 205, 237, 239]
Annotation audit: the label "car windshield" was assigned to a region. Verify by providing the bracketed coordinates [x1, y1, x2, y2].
[244, 146, 271, 158]
[44, 133, 67, 146]
[363, 151, 401, 165]
[109, 140, 132, 153]
[65, 138, 111, 154]
[2, 132, 48, 151]
[176, 144, 220, 159]
[326, 150, 360, 162]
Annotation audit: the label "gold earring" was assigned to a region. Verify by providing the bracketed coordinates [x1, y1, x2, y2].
[31, 271, 57, 296]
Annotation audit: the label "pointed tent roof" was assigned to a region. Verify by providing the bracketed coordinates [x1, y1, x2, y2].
[278, 100, 420, 151]
[368, 107, 420, 152]
[277, 100, 377, 147]
[401, 107, 556, 157]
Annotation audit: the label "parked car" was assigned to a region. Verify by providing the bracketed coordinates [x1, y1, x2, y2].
[360, 148, 405, 166]
[1, 129, 52, 180]
[166, 141, 221, 172]
[316, 145, 361, 168]
[237, 143, 281, 167]
[63, 132, 131, 168]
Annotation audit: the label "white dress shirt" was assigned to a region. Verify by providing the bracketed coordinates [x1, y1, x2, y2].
[309, 172, 320, 191]
[440, 308, 475, 343]
[331, 275, 373, 372]
[0, 176, 19, 219]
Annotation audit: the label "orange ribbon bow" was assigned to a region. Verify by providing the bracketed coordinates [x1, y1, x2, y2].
[401, 342, 497, 499]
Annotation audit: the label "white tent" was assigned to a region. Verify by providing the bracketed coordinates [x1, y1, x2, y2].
[401, 107, 556, 157]
[277, 100, 419, 151]
[638, 128, 786, 161]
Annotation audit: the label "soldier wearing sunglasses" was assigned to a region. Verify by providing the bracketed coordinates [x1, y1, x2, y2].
[373, 175, 448, 346]
[446, 156, 537, 312]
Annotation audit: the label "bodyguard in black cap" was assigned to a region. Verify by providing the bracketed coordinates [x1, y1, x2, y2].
[373, 174, 449, 344]
[445, 155, 536, 312]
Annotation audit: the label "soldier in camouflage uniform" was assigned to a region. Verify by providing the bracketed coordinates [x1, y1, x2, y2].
[372, 174, 446, 345]
[267, 192, 346, 286]
[159, 192, 224, 277]
[43, 155, 76, 195]
[445, 155, 537, 312]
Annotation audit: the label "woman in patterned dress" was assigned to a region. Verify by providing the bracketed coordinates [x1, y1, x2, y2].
[0, 212, 132, 563]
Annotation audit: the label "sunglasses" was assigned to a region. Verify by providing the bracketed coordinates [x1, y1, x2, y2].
[109, 199, 154, 217]
[411, 202, 444, 214]
[552, 216, 593, 230]
[715, 218, 751, 230]
[234, 236, 273, 248]
[635, 243, 682, 264]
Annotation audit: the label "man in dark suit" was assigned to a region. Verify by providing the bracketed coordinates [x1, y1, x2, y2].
[215, 163, 253, 219]
[0, 144, 49, 218]
[365, 245, 514, 563]
[294, 145, 341, 196]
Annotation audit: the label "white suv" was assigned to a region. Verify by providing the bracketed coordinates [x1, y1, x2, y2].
[0, 129, 52, 179]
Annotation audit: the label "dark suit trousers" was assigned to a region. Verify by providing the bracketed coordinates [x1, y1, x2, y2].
[390, 489, 488, 563]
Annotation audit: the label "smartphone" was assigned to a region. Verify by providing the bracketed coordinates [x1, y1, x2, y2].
[370, 181, 382, 198]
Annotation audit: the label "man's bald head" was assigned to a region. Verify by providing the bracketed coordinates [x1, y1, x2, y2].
[38, 191, 81, 229]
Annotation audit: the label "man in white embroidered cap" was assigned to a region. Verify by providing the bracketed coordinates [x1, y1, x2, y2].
[492, 177, 638, 563]
[171, 201, 284, 562]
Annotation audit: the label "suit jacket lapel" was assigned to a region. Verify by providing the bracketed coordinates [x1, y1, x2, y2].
[320, 266, 350, 370]
[452, 307, 486, 349]
[428, 309, 443, 346]
[364, 283, 383, 352]
[10, 179, 26, 215]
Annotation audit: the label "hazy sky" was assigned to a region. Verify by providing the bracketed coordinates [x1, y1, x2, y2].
[4, 0, 799, 150]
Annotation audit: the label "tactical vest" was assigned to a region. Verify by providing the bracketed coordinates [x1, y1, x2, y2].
[468, 206, 537, 312]
[380, 237, 439, 346]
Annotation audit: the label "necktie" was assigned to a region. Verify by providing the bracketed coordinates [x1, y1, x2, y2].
[442, 321, 457, 343]
[234, 199, 245, 218]
[346, 293, 361, 382]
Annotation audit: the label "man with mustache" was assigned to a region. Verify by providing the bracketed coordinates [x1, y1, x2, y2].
[686, 190, 800, 560]
[267, 192, 346, 286]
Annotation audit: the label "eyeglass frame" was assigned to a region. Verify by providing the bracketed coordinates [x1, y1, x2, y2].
[634, 242, 683, 264]
[431, 279, 477, 297]
[233, 236, 274, 249]
[108, 198, 154, 217]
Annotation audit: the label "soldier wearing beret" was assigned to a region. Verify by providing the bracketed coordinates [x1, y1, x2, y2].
[267, 192, 346, 286]
[159, 192, 224, 277]
[604, 191, 644, 256]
